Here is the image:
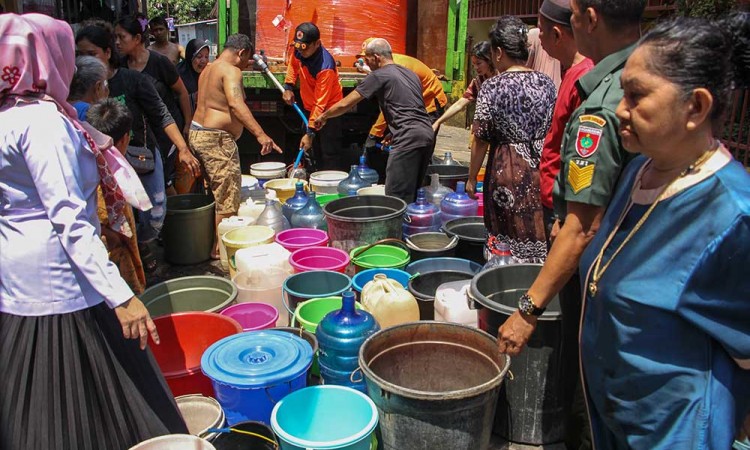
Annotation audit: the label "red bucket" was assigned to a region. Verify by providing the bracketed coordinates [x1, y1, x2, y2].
[275, 228, 329, 252]
[150, 312, 242, 397]
[289, 247, 350, 273]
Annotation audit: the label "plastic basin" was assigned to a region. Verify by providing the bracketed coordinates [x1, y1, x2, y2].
[275, 228, 330, 252]
[351, 268, 412, 292]
[350, 244, 410, 273]
[290, 246, 350, 273]
[220, 302, 279, 331]
[149, 312, 242, 397]
[142, 276, 238, 318]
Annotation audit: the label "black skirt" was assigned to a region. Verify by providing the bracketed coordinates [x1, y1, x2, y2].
[0, 302, 188, 450]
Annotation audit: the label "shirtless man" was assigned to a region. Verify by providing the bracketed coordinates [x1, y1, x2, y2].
[148, 17, 183, 65]
[190, 33, 282, 259]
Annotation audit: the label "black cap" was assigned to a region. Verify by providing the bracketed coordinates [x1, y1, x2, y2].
[539, 0, 572, 27]
[294, 22, 320, 45]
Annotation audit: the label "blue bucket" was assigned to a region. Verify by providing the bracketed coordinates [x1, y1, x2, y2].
[201, 331, 313, 426]
[271, 385, 378, 450]
[351, 268, 412, 292]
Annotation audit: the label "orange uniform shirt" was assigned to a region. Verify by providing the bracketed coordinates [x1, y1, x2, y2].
[284, 46, 343, 130]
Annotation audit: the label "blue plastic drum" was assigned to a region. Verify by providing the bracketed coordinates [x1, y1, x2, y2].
[201, 330, 313, 425]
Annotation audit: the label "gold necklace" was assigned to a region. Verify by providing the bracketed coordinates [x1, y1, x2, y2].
[587, 146, 717, 297]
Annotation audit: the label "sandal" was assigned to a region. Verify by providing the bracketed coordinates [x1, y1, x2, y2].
[138, 242, 158, 273]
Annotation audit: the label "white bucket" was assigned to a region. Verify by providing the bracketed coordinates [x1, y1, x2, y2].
[175, 394, 225, 441]
[217, 216, 253, 271]
[250, 162, 287, 180]
[233, 267, 290, 326]
[129, 434, 216, 450]
[357, 185, 386, 196]
[310, 170, 348, 194]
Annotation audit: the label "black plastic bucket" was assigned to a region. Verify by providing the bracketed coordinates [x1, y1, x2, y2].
[408, 271, 474, 320]
[163, 194, 215, 265]
[359, 322, 510, 450]
[211, 420, 278, 449]
[404, 232, 459, 262]
[324, 195, 406, 275]
[468, 264, 565, 446]
[443, 216, 486, 265]
[423, 165, 470, 190]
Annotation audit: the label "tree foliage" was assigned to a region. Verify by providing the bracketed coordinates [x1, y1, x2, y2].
[676, 0, 738, 19]
[147, 0, 215, 25]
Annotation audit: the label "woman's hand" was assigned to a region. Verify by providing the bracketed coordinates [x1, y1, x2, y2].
[466, 178, 477, 199]
[114, 296, 159, 350]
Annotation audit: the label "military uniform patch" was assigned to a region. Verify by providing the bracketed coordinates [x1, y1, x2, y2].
[579, 115, 607, 127]
[568, 159, 595, 194]
[576, 125, 603, 158]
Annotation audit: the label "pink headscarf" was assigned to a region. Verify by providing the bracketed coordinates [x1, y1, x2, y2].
[0, 13, 141, 237]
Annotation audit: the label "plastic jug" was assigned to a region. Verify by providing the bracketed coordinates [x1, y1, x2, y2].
[357, 155, 380, 186]
[433, 279, 476, 326]
[234, 242, 292, 275]
[437, 151, 461, 166]
[315, 291, 380, 392]
[217, 216, 253, 271]
[282, 181, 309, 222]
[424, 173, 454, 207]
[337, 165, 370, 196]
[440, 181, 478, 225]
[290, 192, 327, 230]
[238, 198, 266, 222]
[403, 188, 442, 237]
[255, 190, 290, 234]
[287, 165, 308, 181]
[482, 241, 518, 269]
[361, 274, 420, 328]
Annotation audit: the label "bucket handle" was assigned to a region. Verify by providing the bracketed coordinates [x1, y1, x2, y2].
[466, 288, 484, 311]
[447, 235, 460, 248]
[351, 238, 409, 261]
[282, 288, 295, 317]
[264, 381, 293, 404]
[350, 367, 364, 384]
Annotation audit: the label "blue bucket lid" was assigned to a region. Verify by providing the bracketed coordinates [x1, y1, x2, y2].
[201, 331, 313, 387]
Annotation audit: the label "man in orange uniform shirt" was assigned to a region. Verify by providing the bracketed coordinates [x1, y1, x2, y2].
[284, 22, 344, 170]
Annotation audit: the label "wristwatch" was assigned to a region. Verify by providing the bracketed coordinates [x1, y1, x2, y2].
[518, 293, 545, 316]
[305, 129, 316, 139]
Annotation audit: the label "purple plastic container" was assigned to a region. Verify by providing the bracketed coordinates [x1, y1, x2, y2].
[440, 181, 478, 224]
[275, 228, 329, 252]
[403, 188, 442, 231]
[220, 303, 279, 331]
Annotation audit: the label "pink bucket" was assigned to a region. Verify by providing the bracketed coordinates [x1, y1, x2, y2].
[275, 228, 330, 252]
[219, 302, 279, 331]
[289, 247, 350, 273]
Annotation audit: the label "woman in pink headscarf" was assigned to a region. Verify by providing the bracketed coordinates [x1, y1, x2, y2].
[0, 14, 187, 449]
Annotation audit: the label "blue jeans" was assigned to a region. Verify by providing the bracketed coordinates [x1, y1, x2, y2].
[136, 148, 166, 244]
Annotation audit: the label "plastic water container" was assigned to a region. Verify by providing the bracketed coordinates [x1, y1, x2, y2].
[217, 216, 253, 271]
[201, 331, 313, 425]
[220, 302, 279, 331]
[237, 198, 266, 222]
[424, 173, 453, 207]
[440, 181, 478, 224]
[282, 182, 309, 222]
[129, 434, 216, 450]
[240, 175, 260, 202]
[271, 386, 378, 450]
[310, 170, 348, 194]
[316, 292, 380, 392]
[290, 192, 327, 230]
[233, 268, 290, 326]
[222, 226, 276, 278]
[265, 179, 309, 203]
[482, 241, 517, 269]
[255, 190, 290, 234]
[175, 394, 225, 442]
[434, 279, 477, 326]
[337, 165, 370, 197]
[274, 228, 329, 253]
[403, 188, 441, 237]
[357, 155, 379, 186]
[234, 242, 292, 275]
[357, 185, 386, 196]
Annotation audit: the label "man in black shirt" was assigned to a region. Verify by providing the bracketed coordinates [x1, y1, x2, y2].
[314, 38, 434, 203]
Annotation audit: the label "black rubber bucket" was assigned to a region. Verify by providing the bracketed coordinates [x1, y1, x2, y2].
[443, 216, 486, 265]
[211, 420, 278, 449]
[324, 195, 406, 274]
[423, 165, 470, 190]
[468, 264, 565, 446]
[163, 194, 215, 265]
[404, 232, 459, 262]
[359, 322, 510, 450]
[408, 271, 474, 320]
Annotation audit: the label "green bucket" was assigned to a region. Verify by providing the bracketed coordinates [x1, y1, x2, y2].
[316, 193, 343, 207]
[350, 244, 411, 274]
[292, 296, 364, 333]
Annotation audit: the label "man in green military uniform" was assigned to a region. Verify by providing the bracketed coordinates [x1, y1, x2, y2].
[495, 0, 646, 447]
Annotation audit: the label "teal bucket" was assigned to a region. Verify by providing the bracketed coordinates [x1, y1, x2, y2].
[271, 385, 378, 450]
